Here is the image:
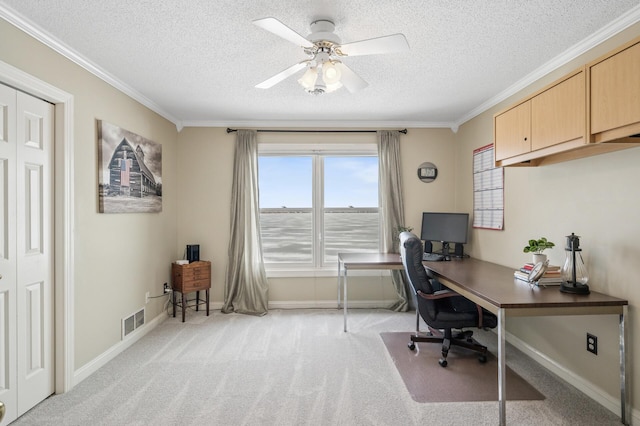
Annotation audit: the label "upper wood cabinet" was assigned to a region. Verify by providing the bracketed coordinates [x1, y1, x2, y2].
[531, 71, 585, 151]
[494, 35, 640, 167]
[589, 38, 640, 143]
[494, 69, 586, 166]
[494, 100, 530, 161]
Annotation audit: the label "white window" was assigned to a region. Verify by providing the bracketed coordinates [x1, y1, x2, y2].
[258, 144, 379, 273]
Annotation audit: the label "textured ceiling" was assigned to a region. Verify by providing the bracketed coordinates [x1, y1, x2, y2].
[1, 1, 639, 129]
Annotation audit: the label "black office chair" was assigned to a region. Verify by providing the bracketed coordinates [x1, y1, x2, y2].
[399, 231, 497, 367]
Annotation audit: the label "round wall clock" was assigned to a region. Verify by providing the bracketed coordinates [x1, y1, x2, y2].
[417, 162, 438, 183]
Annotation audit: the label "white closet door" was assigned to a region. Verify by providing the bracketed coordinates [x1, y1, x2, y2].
[0, 85, 54, 425]
[15, 90, 54, 417]
[0, 81, 18, 426]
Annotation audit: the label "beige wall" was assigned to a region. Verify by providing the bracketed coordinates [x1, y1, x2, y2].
[176, 127, 457, 306]
[176, 127, 234, 303]
[0, 19, 179, 368]
[456, 22, 640, 410]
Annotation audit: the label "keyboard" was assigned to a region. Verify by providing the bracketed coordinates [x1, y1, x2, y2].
[422, 252, 445, 261]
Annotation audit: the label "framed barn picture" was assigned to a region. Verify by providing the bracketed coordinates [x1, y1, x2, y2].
[97, 120, 162, 213]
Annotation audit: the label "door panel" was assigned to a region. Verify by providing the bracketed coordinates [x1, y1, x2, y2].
[0, 83, 17, 425]
[25, 164, 43, 254]
[26, 282, 44, 374]
[15, 90, 54, 417]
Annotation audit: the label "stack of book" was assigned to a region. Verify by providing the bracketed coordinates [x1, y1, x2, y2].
[514, 262, 563, 285]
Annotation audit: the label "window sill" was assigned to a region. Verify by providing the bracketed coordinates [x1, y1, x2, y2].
[264, 268, 391, 278]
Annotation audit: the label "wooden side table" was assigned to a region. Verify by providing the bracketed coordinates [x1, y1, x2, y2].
[171, 260, 211, 322]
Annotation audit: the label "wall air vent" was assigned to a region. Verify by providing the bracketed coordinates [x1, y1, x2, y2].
[122, 307, 145, 339]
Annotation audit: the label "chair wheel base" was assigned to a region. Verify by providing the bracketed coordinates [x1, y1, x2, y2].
[408, 342, 416, 351]
[439, 358, 448, 367]
[478, 355, 487, 363]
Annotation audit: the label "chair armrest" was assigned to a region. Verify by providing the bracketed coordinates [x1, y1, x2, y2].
[417, 289, 463, 300]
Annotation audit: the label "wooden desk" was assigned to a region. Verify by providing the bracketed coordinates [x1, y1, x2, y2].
[337, 253, 629, 426]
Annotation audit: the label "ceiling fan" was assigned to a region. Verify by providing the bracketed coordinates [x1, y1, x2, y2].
[253, 17, 410, 95]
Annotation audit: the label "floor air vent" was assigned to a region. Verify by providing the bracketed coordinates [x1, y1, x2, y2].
[122, 308, 145, 339]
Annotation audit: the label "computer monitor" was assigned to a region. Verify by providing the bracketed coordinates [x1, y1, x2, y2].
[420, 212, 469, 257]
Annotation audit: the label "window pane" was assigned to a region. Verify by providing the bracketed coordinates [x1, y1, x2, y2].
[324, 210, 379, 264]
[324, 156, 379, 208]
[259, 156, 312, 208]
[259, 156, 313, 263]
[260, 210, 312, 263]
[323, 156, 379, 265]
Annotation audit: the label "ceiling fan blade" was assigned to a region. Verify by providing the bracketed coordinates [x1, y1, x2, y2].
[334, 63, 368, 93]
[256, 62, 308, 89]
[337, 33, 409, 57]
[253, 17, 314, 48]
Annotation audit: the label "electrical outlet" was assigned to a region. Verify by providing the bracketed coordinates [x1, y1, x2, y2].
[163, 283, 171, 294]
[587, 333, 598, 355]
[145, 291, 150, 304]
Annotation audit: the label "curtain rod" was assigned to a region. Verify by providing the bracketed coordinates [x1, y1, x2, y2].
[226, 128, 407, 134]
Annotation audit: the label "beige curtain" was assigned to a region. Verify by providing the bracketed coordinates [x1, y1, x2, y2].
[378, 130, 409, 311]
[222, 130, 268, 316]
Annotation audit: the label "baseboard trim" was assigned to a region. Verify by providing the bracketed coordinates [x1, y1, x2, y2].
[267, 299, 398, 310]
[505, 330, 639, 424]
[72, 312, 167, 386]
[209, 300, 399, 310]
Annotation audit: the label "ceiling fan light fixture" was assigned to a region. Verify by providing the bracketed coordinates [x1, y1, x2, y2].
[304, 73, 327, 95]
[301, 63, 343, 95]
[321, 69, 342, 93]
[322, 62, 341, 85]
[298, 67, 318, 90]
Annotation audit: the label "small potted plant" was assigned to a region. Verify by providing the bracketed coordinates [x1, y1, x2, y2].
[396, 225, 413, 234]
[523, 237, 555, 264]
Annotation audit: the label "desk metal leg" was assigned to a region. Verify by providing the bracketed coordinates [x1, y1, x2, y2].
[620, 306, 629, 425]
[497, 308, 506, 426]
[343, 266, 348, 332]
[337, 259, 342, 308]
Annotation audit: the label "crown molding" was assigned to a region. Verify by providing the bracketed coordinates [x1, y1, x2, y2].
[454, 3, 640, 129]
[0, 4, 183, 130]
[179, 119, 455, 130]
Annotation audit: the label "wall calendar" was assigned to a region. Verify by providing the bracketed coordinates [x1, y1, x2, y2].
[473, 144, 504, 230]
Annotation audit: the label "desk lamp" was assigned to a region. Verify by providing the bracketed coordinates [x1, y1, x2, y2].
[560, 233, 590, 295]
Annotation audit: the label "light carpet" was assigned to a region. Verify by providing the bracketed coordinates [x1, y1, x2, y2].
[14, 309, 621, 425]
